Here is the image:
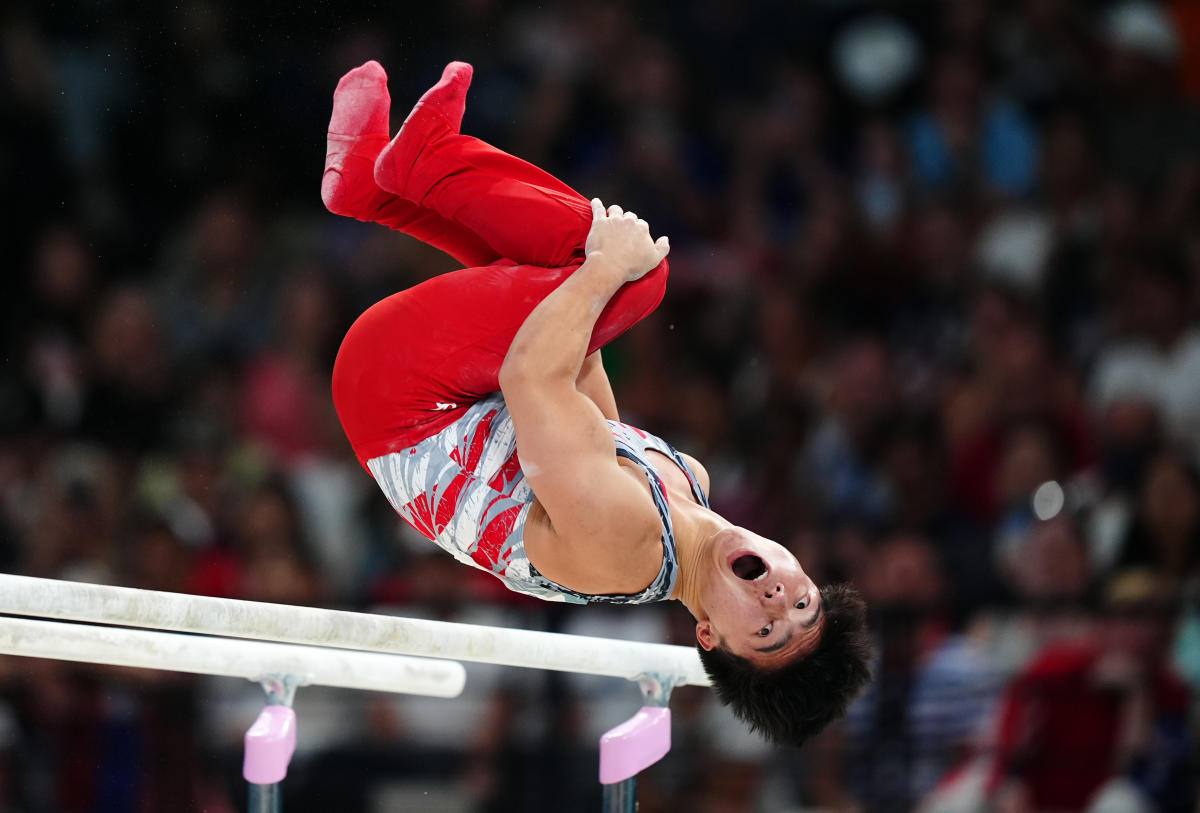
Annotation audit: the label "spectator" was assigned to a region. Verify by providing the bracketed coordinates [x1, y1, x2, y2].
[1111, 450, 1200, 590]
[1090, 248, 1200, 454]
[80, 284, 176, 454]
[799, 336, 896, 530]
[239, 267, 343, 466]
[984, 570, 1193, 812]
[974, 516, 1096, 679]
[159, 190, 275, 365]
[807, 536, 1003, 812]
[906, 50, 1039, 200]
[947, 287, 1094, 523]
[1081, 397, 1163, 573]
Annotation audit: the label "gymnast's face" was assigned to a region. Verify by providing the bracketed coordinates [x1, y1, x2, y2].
[695, 527, 824, 667]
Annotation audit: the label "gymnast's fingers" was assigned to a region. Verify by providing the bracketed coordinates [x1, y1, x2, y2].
[591, 198, 605, 220]
[637, 218, 649, 232]
[607, 204, 624, 218]
[655, 235, 670, 260]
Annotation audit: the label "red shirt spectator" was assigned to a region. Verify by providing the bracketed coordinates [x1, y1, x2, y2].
[987, 639, 1190, 811]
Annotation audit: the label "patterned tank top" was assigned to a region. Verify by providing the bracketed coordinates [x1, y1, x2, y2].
[367, 393, 710, 604]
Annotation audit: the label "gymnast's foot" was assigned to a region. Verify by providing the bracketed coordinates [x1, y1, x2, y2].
[373, 61, 474, 199]
[322, 60, 395, 219]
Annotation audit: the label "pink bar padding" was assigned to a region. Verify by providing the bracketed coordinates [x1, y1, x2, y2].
[598, 706, 672, 784]
[243, 705, 297, 784]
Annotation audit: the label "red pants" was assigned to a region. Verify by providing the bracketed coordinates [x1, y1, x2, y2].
[331, 131, 670, 465]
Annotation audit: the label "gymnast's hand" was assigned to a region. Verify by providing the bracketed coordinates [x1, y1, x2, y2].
[585, 198, 670, 282]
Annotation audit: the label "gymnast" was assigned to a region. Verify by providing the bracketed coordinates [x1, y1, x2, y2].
[323, 60, 870, 745]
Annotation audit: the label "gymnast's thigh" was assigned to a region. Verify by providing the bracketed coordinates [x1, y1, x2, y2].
[332, 255, 666, 461]
[332, 260, 565, 459]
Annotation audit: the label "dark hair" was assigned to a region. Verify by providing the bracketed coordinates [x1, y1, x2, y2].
[696, 582, 872, 747]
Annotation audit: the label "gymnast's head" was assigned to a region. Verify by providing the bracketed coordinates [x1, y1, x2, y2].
[688, 526, 871, 746]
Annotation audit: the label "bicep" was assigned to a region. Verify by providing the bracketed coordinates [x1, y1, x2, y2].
[500, 370, 656, 547]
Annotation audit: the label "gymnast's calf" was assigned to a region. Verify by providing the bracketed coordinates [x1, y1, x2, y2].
[323, 60, 871, 745]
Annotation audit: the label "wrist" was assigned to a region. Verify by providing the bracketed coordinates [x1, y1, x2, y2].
[581, 251, 629, 286]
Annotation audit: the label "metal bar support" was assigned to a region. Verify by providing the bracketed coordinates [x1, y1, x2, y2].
[601, 777, 638, 813]
[245, 674, 300, 813]
[598, 672, 681, 812]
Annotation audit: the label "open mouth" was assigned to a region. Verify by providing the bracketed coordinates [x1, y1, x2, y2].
[731, 554, 768, 582]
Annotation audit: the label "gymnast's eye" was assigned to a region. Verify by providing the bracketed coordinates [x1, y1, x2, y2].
[757, 624, 772, 637]
[795, 597, 809, 610]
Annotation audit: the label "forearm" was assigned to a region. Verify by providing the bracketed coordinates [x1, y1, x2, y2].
[502, 198, 667, 391]
[500, 254, 626, 386]
[577, 351, 619, 421]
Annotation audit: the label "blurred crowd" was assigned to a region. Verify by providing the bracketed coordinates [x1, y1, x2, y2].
[2, 0, 1200, 811]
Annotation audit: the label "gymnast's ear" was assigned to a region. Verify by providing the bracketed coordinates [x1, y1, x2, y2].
[696, 620, 717, 651]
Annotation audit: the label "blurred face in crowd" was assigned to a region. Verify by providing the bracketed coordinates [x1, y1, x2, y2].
[860, 535, 944, 609]
[969, 291, 1052, 406]
[995, 325, 1054, 415]
[1119, 266, 1188, 348]
[830, 338, 894, 441]
[695, 527, 825, 668]
[1099, 399, 1160, 493]
[1009, 517, 1090, 601]
[195, 191, 257, 273]
[970, 288, 1019, 363]
[1140, 455, 1200, 552]
[91, 286, 167, 388]
[1100, 571, 1177, 665]
[795, 184, 850, 278]
[943, 0, 990, 47]
[859, 119, 903, 178]
[931, 51, 981, 120]
[914, 204, 970, 288]
[237, 487, 318, 605]
[1099, 181, 1141, 249]
[1041, 112, 1093, 205]
[997, 423, 1059, 508]
[33, 226, 95, 312]
[762, 66, 827, 157]
[279, 269, 338, 357]
[132, 526, 189, 592]
[1103, 604, 1173, 663]
[239, 489, 299, 556]
[882, 426, 944, 529]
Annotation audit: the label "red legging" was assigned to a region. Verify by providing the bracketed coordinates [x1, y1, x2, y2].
[331, 131, 669, 465]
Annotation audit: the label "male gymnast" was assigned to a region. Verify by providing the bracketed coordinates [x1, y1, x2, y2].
[324, 60, 871, 745]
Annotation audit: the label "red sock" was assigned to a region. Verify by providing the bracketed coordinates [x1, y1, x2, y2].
[321, 60, 393, 218]
[408, 60, 473, 131]
[321, 60, 499, 266]
[373, 61, 474, 199]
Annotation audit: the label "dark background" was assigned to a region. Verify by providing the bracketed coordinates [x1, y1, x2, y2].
[1, 1, 1199, 811]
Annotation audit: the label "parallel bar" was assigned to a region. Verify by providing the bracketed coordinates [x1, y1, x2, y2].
[0, 575, 709, 686]
[0, 616, 466, 698]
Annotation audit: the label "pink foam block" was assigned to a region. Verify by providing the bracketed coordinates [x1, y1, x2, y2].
[243, 705, 297, 784]
[598, 706, 672, 784]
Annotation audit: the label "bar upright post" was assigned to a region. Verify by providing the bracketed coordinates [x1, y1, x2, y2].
[598, 675, 678, 813]
[245, 675, 299, 813]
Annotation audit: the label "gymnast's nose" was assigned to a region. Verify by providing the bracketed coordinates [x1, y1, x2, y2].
[763, 583, 784, 600]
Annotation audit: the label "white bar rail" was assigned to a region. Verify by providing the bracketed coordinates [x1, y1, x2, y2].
[0, 616, 466, 698]
[0, 575, 710, 686]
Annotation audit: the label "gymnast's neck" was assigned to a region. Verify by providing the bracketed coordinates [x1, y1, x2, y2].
[670, 500, 729, 616]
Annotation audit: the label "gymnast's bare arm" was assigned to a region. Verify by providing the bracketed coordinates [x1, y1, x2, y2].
[576, 351, 619, 421]
[499, 200, 670, 594]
